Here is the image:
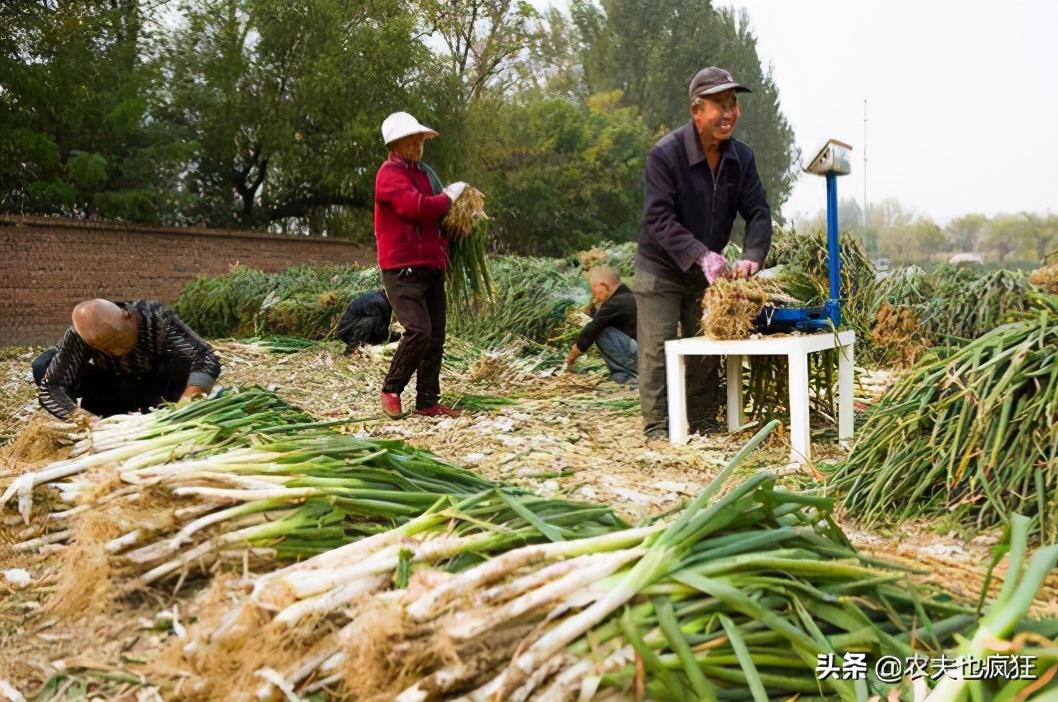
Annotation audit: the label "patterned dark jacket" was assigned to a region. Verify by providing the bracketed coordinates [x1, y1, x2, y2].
[38, 300, 220, 419]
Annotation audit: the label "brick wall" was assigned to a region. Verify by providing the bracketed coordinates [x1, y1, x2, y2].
[0, 215, 373, 346]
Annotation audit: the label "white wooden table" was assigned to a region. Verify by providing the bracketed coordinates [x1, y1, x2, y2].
[664, 330, 855, 463]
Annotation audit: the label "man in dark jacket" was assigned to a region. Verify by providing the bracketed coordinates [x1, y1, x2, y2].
[374, 111, 470, 419]
[33, 298, 221, 422]
[336, 289, 399, 354]
[635, 66, 773, 440]
[565, 266, 637, 384]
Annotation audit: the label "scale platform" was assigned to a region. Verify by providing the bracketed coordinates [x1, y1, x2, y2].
[757, 300, 840, 333]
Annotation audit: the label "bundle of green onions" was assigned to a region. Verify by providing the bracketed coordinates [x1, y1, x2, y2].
[831, 292, 1058, 540]
[174, 255, 588, 348]
[1, 387, 316, 524]
[877, 266, 1031, 349]
[175, 265, 383, 339]
[765, 228, 878, 344]
[924, 514, 1058, 702]
[171, 421, 987, 702]
[444, 187, 493, 306]
[239, 335, 319, 354]
[447, 257, 587, 349]
[7, 389, 625, 590]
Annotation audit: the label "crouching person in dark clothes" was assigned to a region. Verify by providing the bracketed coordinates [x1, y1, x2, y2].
[33, 299, 221, 422]
[336, 289, 400, 354]
[565, 266, 638, 384]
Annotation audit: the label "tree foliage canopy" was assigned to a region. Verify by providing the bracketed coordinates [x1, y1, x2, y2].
[1, 0, 802, 255]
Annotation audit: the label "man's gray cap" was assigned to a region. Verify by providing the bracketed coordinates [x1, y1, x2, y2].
[689, 67, 752, 99]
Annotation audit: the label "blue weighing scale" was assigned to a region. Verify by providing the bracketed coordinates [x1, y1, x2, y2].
[757, 138, 854, 333]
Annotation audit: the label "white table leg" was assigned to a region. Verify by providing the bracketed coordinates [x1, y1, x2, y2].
[666, 345, 688, 445]
[726, 354, 745, 432]
[838, 337, 855, 445]
[788, 351, 811, 463]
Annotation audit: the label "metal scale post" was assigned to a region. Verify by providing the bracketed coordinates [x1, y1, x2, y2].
[759, 138, 853, 333]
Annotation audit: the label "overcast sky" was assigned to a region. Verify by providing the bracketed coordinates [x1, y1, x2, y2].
[718, 0, 1058, 225]
[536, 0, 1058, 226]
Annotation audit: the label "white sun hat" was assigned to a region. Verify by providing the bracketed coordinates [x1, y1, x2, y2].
[381, 111, 439, 146]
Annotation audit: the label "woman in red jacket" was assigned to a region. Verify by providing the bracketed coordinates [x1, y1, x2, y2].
[375, 111, 468, 419]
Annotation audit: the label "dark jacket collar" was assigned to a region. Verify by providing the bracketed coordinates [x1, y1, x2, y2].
[680, 121, 735, 167]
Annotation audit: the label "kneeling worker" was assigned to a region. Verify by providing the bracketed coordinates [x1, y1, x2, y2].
[565, 266, 638, 384]
[33, 299, 221, 422]
[336, 289, 400, 354]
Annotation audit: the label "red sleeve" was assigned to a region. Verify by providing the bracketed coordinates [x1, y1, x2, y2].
[375, 165, 451, 224]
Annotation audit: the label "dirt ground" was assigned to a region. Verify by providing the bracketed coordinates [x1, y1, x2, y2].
[1, 340, 1055, 699]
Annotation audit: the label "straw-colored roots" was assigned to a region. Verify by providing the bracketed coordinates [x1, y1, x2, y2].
[700, 279, 776, 339]
[1030, 263, 1058, 295]
[576, 246, 608, 271]
[43, 509, 122, 618]
[442, 187, 487, 239]
[871, 303, 926, 367]
[0, 415, 71, 470]
[341, 596, 539, 701]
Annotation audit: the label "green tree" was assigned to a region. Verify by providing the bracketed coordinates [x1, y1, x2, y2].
[944, 213, 989, 253]
[0, 1, 188, 221]
[465, 89, 653, 256]
[878, 217, 945, 264]
[981, 215, 1034, 264]
[418, 0, 541, 106]
[523, 7, 585, 99]
[1020, 212, 1058, 263]
[569, 0, 799, 216]
[160, 0, 427, 236]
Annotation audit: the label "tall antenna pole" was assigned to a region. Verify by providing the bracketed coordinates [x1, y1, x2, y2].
[863, 99, 868, 228]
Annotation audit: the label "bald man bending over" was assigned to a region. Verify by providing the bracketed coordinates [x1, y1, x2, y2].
[564, 267, 638, 385]
[32, 299, 221, 422]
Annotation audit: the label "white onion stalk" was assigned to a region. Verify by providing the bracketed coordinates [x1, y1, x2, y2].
[250, 506, 458, 609]
[122, 498, 289, 564]
[925, 515, 1058, 702]
[469, 420, 779, 700]
[105, 529, 146, 554]
[405, 525, 660, 622]
[122, 448, 285, 480]
[253, 668, 300, 702]
[272, 532, 503, 604]
[138, 514, 310, 585]
[14, 529, 72, 551]
[445, 548, 643, 642]
[273, 574, 390, 627]
[540, 644, 633, 702]
[171, 486, 325, 502]
[161, 473, 292, 490]
[254, 646, 341, 701]
[508, 653, 575, 702]
[2, 427, 204, 523]
[271, 531, 509, 624]
[475, 554, 595, 607]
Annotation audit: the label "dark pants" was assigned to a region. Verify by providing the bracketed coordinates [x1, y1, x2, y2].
[634, 268, 721, 437]
[381, 267, 446, 409]
[32, 349, 191, 417]
[596, 327, 638, 384]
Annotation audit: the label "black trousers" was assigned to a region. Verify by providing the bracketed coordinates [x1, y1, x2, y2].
[32, 349, 192, 417]
[380, 267, 446, 409]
